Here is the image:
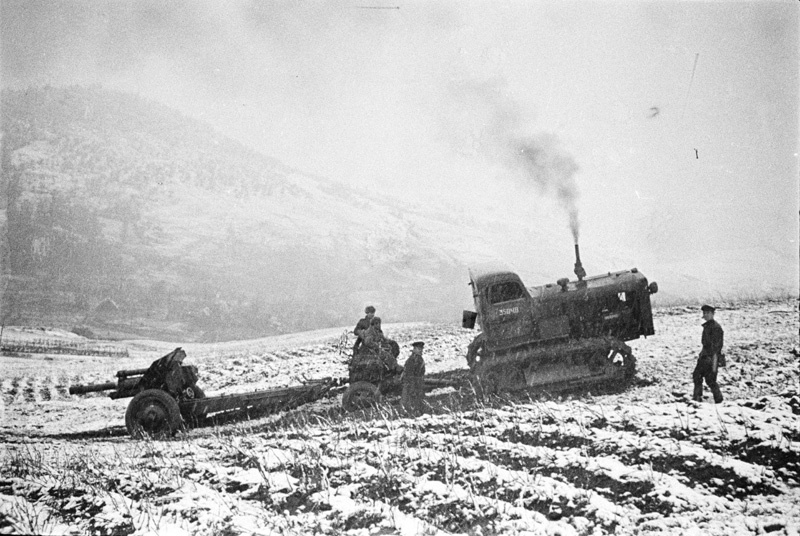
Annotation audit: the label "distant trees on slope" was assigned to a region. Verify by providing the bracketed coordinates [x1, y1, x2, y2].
[0, 86, 321, 338]
[1, 85, 292, 197]
[0, 85, 464, 340]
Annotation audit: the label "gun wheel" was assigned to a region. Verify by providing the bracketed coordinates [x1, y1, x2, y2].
[342, 381, 382, 412]
[126, 389, 183, 439]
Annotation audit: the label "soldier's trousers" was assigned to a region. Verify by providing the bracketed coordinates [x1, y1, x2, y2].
[693, 356, 723, 403]
[402, 377, 425, 416]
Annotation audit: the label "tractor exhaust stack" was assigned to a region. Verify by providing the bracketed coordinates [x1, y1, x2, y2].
[574, 243, 586, 282]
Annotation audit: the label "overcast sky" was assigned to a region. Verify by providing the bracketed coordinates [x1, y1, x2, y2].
[2, 0, 798, 280]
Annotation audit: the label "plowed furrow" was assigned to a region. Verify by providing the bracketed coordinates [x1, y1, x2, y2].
[416, 430, 729, 517]
[12, 377, 28, 405]
[25, 377, 38, 403]
[1, 377, 15, 406]
[323, 438, 631, 533]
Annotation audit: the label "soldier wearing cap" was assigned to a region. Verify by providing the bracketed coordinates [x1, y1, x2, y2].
[363, 317, 402, 372]
[363, 316, 386, 352]
[692, 305, 724, 403]
[353, 306, 376, 355]
[402, 341, 427, 416]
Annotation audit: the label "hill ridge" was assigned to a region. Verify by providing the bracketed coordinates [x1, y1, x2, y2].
[0, 86, 475, 341]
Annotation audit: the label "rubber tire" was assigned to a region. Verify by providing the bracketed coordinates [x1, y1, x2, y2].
[125, 389, 183, 439]
[342, 381, 381, 412]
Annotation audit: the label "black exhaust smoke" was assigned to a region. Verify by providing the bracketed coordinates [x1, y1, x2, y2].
[574, 243, 586, 281]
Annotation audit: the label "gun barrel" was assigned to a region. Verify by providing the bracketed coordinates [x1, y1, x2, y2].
[69, 382, 117, 395]
[117, 368, 149, 378]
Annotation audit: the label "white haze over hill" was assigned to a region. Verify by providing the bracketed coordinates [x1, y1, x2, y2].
[1, 1, 798, 305]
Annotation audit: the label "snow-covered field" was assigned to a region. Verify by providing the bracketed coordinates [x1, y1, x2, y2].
[1, 299, 798, 535]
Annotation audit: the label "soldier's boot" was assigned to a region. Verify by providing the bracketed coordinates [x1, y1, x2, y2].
[705, 371, 723, 404]
[692, 382, 703, 402]
[710, 384, 723, 404]
[401, 392, 415, 416]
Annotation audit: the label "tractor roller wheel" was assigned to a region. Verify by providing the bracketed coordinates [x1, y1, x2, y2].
[471, 370, 500, 400]
[342, 381, 382, 412]
[608, 342, 636, 381]
[623, 352, 637, 381]
[466, 336, 486, 372]
[125, 389, 183, 439]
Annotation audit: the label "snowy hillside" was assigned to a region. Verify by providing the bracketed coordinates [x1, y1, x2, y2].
[1, 86, 796, 342]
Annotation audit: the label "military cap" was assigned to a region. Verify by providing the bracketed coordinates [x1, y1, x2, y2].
[701, 304, 715, 313]
[411, 341, 425, 348]
[365, 305, 376, 314]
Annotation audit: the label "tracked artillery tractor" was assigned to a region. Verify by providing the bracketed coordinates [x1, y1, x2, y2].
[462, 245, 658, 395]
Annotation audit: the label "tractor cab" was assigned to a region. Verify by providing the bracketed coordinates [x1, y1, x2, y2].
[464, 264, 658, 351]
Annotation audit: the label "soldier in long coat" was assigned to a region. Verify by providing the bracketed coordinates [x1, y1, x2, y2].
[402, 341, 426, 416]
[692, 304, 724, 403]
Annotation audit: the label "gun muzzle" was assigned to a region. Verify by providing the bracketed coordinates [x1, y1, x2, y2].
[69, 382, 117, 395]
[574, 243, 586, 281]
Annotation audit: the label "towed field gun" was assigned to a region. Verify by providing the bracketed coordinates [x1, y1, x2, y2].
[70, 345, 461, 439]
[462, 244, 658, 395]
[69, 348, 341, 438]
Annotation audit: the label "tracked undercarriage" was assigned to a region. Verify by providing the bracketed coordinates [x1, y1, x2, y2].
[467, 335, 636, 395]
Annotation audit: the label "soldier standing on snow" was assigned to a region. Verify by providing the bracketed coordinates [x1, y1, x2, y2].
[692, 304, 724, 404]
[352, 305, 376, 355]
[402, 341, 426, 416]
